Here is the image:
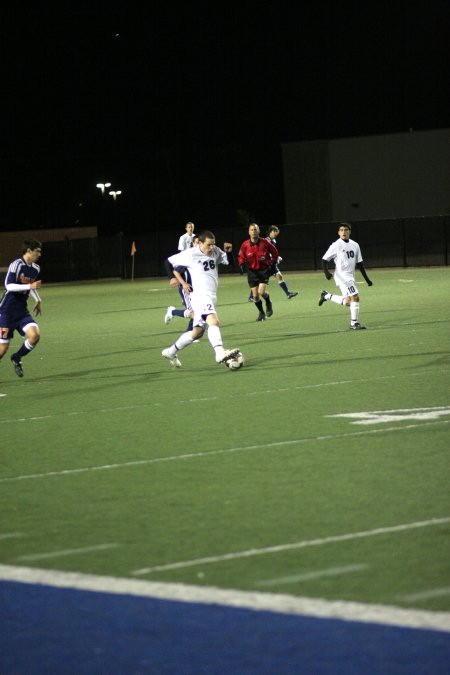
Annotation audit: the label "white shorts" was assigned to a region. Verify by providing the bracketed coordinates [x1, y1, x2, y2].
[337, 279, 359, 297]
[191, 294, 218, 328]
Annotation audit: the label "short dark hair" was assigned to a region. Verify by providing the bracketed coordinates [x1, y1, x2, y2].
[22, 239, 42, 254]
[198, 230, 215, 242]
[338, 222, 351, 231]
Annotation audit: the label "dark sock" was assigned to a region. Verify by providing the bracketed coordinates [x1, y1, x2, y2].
[279, 281, 289, 295]
[13, 344, 32, 360]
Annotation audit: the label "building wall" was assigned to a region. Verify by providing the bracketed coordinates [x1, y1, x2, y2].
[0, 227, 97, 268]
[282, 129, 450, 223]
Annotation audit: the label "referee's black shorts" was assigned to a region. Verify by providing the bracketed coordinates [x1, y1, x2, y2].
[247, 267, 272, 288]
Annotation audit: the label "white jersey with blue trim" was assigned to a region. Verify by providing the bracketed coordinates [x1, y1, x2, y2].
[168, 245, 229, 298]
[177, 232, 197, 251]
[322, 237, 362, 285]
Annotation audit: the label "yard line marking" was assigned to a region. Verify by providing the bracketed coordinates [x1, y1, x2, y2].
[0, 419, 448, 484]
[328, 406, 450, 425]
[400, 588, 450, 602]
[0, 532, 24, 541]
[15, 543, 119, 562]
[255, 564, 368, 587]
[132, 517, 450, 575]
[0, 370, 448, 426]
[0, 564, 449, 633]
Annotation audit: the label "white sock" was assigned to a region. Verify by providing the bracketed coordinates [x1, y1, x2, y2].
[330, 294, 345, 305]
[207, 325, 224, 358]
[183, 309, 190, 318]
[350, 302, 359, 323]
[174, 332, 194, 351]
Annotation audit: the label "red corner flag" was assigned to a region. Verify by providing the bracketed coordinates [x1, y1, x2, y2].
[131, 241, 137, 256]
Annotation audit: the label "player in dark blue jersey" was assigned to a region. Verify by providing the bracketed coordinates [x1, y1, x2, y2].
[163, 258, 195, 330]
[0, 239, 43, 377]
[163, 234, 199, 330]
[247, 225, 298, 302]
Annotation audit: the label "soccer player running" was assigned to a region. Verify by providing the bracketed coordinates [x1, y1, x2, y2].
[265, 225, 298, 300]
[238, 223, 279, 321]
[0, 239, 43, 377]
[318, 222, 373, 330]
[161, 230, 240, 368]
[163, 234, 200, 330]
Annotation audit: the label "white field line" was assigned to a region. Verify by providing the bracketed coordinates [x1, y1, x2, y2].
[132, 517, 450, 576]
[255, 564, 368, 587]
[400, 588, 450, 602]
[0, 563, 449, 633]
[0, 419, 448, 484]
[15, 543, 120, 562]
[0, 532, 24, 541]
[1, 370, 448, 426]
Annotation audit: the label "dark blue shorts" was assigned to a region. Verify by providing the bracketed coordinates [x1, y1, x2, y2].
[0, 310, 36, 342]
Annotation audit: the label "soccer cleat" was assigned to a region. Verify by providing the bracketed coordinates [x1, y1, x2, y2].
[287, 291, 298, 299]
[164, 306, 176, 324]
[162, 348, 182, 367]
[248, 294, 254, 302]
[256, 312, 266, 321]
[11, 357, 24, 378]
[318, 290, 327, 306]
[216, 348, 240, 364]
[266, 303, 273, 318]
[350, 323, 366, 330]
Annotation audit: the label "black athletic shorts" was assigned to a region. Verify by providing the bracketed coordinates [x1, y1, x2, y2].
[247, 267, 272, 288]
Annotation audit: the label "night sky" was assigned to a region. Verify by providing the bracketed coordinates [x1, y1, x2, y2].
[1, 2, 449, 233]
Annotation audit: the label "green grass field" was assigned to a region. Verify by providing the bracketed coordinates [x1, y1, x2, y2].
[1, 267, 449, 613]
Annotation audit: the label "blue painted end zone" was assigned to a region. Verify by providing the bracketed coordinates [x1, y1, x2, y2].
[1, 581, 449, 674]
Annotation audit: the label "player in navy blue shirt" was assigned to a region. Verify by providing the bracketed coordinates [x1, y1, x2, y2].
[163, 233, 199, 330]
[0, 239, 43, 377]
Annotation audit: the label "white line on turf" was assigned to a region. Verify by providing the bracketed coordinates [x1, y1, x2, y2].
[0, 370, 448, 426]
[0, 564, 448, 633]
[0, 532, 24, 541]
[15, 543, 120, 561]
[399, 588, 450, 602]
[255, 564, 368, 587]
[132, 517, 450, 575]
[0, 419, 448, 484]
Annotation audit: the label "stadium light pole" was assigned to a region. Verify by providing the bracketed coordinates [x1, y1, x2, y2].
[109, 190, 122, 201]
[96, 182, 111, 194]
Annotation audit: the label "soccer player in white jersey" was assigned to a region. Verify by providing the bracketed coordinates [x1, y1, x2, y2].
[318, 223, 373, 330]
[161, 230, 240, 367]
[177, 221, 196, 251]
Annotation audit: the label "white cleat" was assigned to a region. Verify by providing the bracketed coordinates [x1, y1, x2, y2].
[216, 348, 240, 364]
[162, 348, 181, 368]
[164, 306, 176, 324]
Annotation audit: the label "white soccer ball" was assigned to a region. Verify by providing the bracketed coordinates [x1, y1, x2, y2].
[227, 351, 245, 370]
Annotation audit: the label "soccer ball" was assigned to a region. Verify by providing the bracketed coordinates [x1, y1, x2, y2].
[226, 351, 245, 370]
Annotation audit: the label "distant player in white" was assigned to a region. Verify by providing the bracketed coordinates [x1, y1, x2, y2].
[162, 230, 240, 367]
[177, 221, 196, 251]
[318, 223, 373, 330]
